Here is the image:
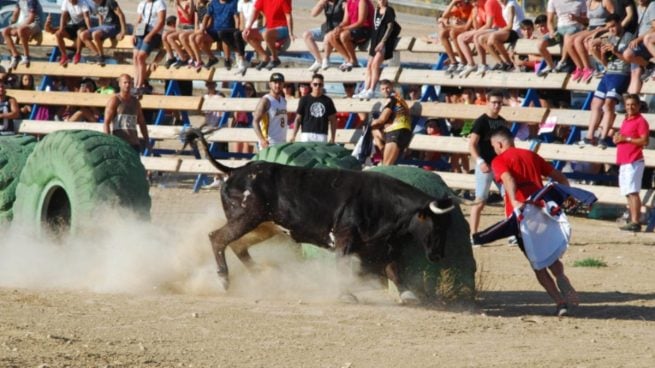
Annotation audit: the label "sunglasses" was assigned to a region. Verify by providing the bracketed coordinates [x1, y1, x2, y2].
[312, 83, 323, 87]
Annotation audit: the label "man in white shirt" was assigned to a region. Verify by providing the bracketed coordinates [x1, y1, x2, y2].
[536, 0, 587, 76]
[55, 0, 92, 66]
[253, 72, 288, 149]
[133, 0, 166, 94]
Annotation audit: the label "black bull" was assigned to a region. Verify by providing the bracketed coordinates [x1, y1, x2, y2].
[184, 129, 455, 298]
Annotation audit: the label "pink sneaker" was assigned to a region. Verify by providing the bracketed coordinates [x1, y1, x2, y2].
[581, 68, 594, 83]
[571, 67, 584, 82]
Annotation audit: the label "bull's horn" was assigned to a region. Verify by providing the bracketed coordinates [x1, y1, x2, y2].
[429, 201, 454, 214]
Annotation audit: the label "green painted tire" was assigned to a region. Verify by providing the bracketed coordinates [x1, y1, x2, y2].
[253, 142, 362, 170]
[13, 130, 151, 236]
[0, 135, 37, 223]
[369, 165, 476, 302]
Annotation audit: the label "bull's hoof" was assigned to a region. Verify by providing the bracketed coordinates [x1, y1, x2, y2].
[399, 290, 420, 305]
[217, 273, 229, 291]
[338, 292, 359, 304]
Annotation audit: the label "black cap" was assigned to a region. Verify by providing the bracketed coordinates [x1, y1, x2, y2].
[270, 72, 285, 82]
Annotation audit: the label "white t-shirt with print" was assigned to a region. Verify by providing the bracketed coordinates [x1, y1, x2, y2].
[61, 0, 91, 25]
[237, 0, 256, 29]
[546, 0, 587, 28]
[137, 0, 167, 33]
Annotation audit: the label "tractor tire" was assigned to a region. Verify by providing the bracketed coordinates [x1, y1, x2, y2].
[0, 135, 37, 223]
[13, 130, 151, 236]
[253, 142, 362, 171]
[369, 165, 476, 303]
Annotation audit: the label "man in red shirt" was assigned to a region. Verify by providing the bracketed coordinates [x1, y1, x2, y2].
[242, 0, 295, 71]
[490, 127, 578, 316]
[613, 94, 650, 232]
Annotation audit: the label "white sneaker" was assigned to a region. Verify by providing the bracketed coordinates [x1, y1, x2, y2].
[475, 64, 489, 76]
[9, 56, 19, 70]
[235, 59, 248, 76]
[458, 64, 476, 78]
[202, 178, 222, 190]
[308, 60, 322, 72]
[361, 89, 375, 100]
[19, 56, 30, 66]
[321, 59, 330, 70]
[445, 62, 459, 75]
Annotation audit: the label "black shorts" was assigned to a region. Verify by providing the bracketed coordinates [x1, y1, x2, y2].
[351, 27, 371, 45]
[207, 29, 245, 54]
[507, 30, 520, 45]
[384, 128, 412, 150]
[64, 22, 86, 40]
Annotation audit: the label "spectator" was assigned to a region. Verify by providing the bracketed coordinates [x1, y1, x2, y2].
[298, 82, 311, 97]
[283, 82, 298, 126]
[237, 0, 257, 32]
[253, 72, 288, 149]
[337, 82, 365, 128]
[511, 18, 541, 72]
[481, 0, 525, 71]
[79, 0, 127, 65]
[291, 73, 337, 143]
[468, 89, 508, 245]
[183, 0, 211, 69]
[439, 0, 474, 75]
[323, 0, 374, 71]
[535, 0, 587, 76]
[66, 78, 100, 122]
[133, 0, 167, 94]
[3, 0, 44, 69]
[164, 0, 195, 68]
[231, 81, 257, 154]
[243, 0, 294, 71]
[306, 0, 346, 72]
[18, 74, 35, 118]
[613, 94, 649, 232]
[370, 79, 412, 165]
[457, 0, 507, 77]
[56, 0, 92, 65]
[578, 14, 634, 149]
[96, 77, 116, 94]
[626, 0, 655, 91]
[354, 0, 400, 100]
[197, 0, 248, 74]
[0, 77, 20, 135]
[104, 74, 150, 152]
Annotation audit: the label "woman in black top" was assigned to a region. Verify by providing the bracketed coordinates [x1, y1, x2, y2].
[0, 77, 20, 135]
[355, 0, 399, 100]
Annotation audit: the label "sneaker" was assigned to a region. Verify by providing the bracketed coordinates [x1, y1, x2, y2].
[640, 64, 655, 82]
[458, 64, 476, 78]
[619, 221, 641, 232]
[186, 59, 196, 69]
[235, 59, 248, 76]
[266, 58, 281, 70]
[59, 54, 69, 66]
[361, 89, 374, 100]
[205, 57, 219, 69]
[597, 140, 607, 150]
[556, 275, 580, 307]
[445, 62, 459, 75]
[194, 60, 204, 71]
[508, 235, 519, 247]
[202, 178, 223, 190]
[471, 237, 482, 248]
[475, 64, 489, 76]
[581, 68, 594, 83]
[165, 57, 177, 68]
[554, 60, 568, 73]
[171, 58, 185, 69]
[502, 63, 516, 72]
[338, 62, 353, 72]
[491, 63, 504, 71]
[570, 67, 584, 82]
[9, 56, 19, 70]
[555, 303, 569, 317]
[73, 53, 81, 64]
[593, 69, 605, 79]
[456, 63, 467, 73]
[321, 58, 330, 70]
[308, 60, 322, 72]
[577, 137, 593, 148]
[536, 65, 553, 77]
[255, 59, 269, 71]
[224, 58, 232, 70]
[19, 56, 30, 67]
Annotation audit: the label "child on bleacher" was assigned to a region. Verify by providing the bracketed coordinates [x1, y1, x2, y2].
[456, 0, 507, 77]
[322, 0, 374, 71]
[56, 0, 93, 66]
[480, 0, 525, 72]
[165, 0, 196, 68]
[79, 0, 128, 66]
[535, 0, 587, 76]
[438, 0, 474, 75]
[2, 0, 44, 69]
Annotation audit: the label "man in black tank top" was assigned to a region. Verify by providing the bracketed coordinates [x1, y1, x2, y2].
[0, 78, 20, 135]
[103, 74, 150, 152]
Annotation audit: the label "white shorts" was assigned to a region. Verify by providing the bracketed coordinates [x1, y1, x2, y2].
[299, 132, 328, 143]
[619, 160, 645, 196]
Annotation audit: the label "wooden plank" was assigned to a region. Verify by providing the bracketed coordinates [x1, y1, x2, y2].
[177, 158, 244, 174]
[536, 143, 655, 167]
[212, 67, 400, 84]
[35, 32, 135, 50]
[548, 109, 655, 132]
[563, 74, 599, 92]
[149, 66, 214, 81]
[409, 38, 446, 53]
[513, 39, 561, 56]
[418, 102, 548, 123]
[201, 97, 389, 114]
[17, 120, 103, 134]
[139, 94, 203, 110]
[394, 37, 415, 52]
[398, 69, 566, 89]
[638, 81, 655, 95]
[141, 156, 181, 172]
[9, 62, 134, 78]
[7, 90, 202, 110]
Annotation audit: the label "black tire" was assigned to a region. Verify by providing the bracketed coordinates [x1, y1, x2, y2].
[0, 135, 37, 223]
[13, 130, 151, 236]
[369, 165, 476, 303]
[253, 142, 362, 170]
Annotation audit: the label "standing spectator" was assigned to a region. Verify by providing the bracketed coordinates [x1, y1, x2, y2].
[439, 0, 474, 74]
[291, 74, 337, 143]
[468, 89, 508, 244]
[104, 74, 150, 152]
[483, 127, 579, 316]
[243, 0, 294, 71]
[3, 0, 44, 69]
[323, 0, 374, 71]
[578, 14, 634, 149]
[133, 0, 166, 94]
[535, 0, 587, 76]
[197, 0, 248, 74]
[79, 0, 127, 65]
[370, 79, 412, 165]
[56, 0, 92, 65]
[305, 0, 346, 72]
[613, 94, 649, 232]
[355, 0, 400, 100]
[253, 72, 288, 149]
[457, 0, 507, 77]
[0, 78, 20, 135]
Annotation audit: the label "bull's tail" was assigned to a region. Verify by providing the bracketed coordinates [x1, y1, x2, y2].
[181, 126, 235, 175]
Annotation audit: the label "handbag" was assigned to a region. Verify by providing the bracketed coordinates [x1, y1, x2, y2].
[135, 1, 155, 37]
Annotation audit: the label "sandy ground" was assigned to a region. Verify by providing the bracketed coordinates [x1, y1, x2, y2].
[1, 183, 655, 368]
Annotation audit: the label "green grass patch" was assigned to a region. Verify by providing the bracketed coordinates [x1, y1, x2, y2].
[573, 258, 608, 268]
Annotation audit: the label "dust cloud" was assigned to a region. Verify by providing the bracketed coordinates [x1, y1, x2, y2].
[0, 207, 388, 303]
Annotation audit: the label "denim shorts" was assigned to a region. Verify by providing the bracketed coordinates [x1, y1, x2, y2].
[475, 160, 495, 200]
[88, 24, 120, 39]
[135, 34, 162, 54]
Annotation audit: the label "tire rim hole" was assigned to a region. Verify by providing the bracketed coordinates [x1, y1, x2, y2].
[42, 186, 71, 237]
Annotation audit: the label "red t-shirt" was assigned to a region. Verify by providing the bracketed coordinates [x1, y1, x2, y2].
[481, 0, 507, 29]
[617, 113, 649, 165]
[492, 147, 554, 216]
[254, 0, 292, 29]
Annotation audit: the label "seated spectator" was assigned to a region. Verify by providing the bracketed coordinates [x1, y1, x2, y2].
[439, 0, 474, 75]
[182, 0, 211, 68]
[626, 0, 655, 92]
[194, 0, 248, 73]
[355, 0, 400, 100]
[18, 74, 35, 118]
[370, 79, 412, 165]
[536, 0, 587, 76]
[56, 0, 92, 65]
[337, 82, 365, 128]
[306, 0, 346, 72]
[96, 77, 116, 94]
[66, 78, 100, 122]
[510, 18, 541, 72]
[133, 0, 166, 94]
[3, 0, 44, 69]
[166, 0, 196, 68]
[0, 77, 20, 135]
[243, 0, 295, 71]
[323, 0, 374, 71]
[457, 0, 507, 77]
[480, 0, 525, 71]
[79, 0, 127, 65]
[579, 14, 634, 149]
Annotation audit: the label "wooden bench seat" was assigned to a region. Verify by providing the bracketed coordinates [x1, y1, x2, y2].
[27, 32, 136, 50]
[398, 69, 566, 89]
[548, 108, 655, 132]
[513, 39, 561, 56]
[212, 66, 401, 84]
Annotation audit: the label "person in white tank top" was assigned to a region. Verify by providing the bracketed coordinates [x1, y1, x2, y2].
[253, 72, 288, 149]
[478, 0, 526, 71]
